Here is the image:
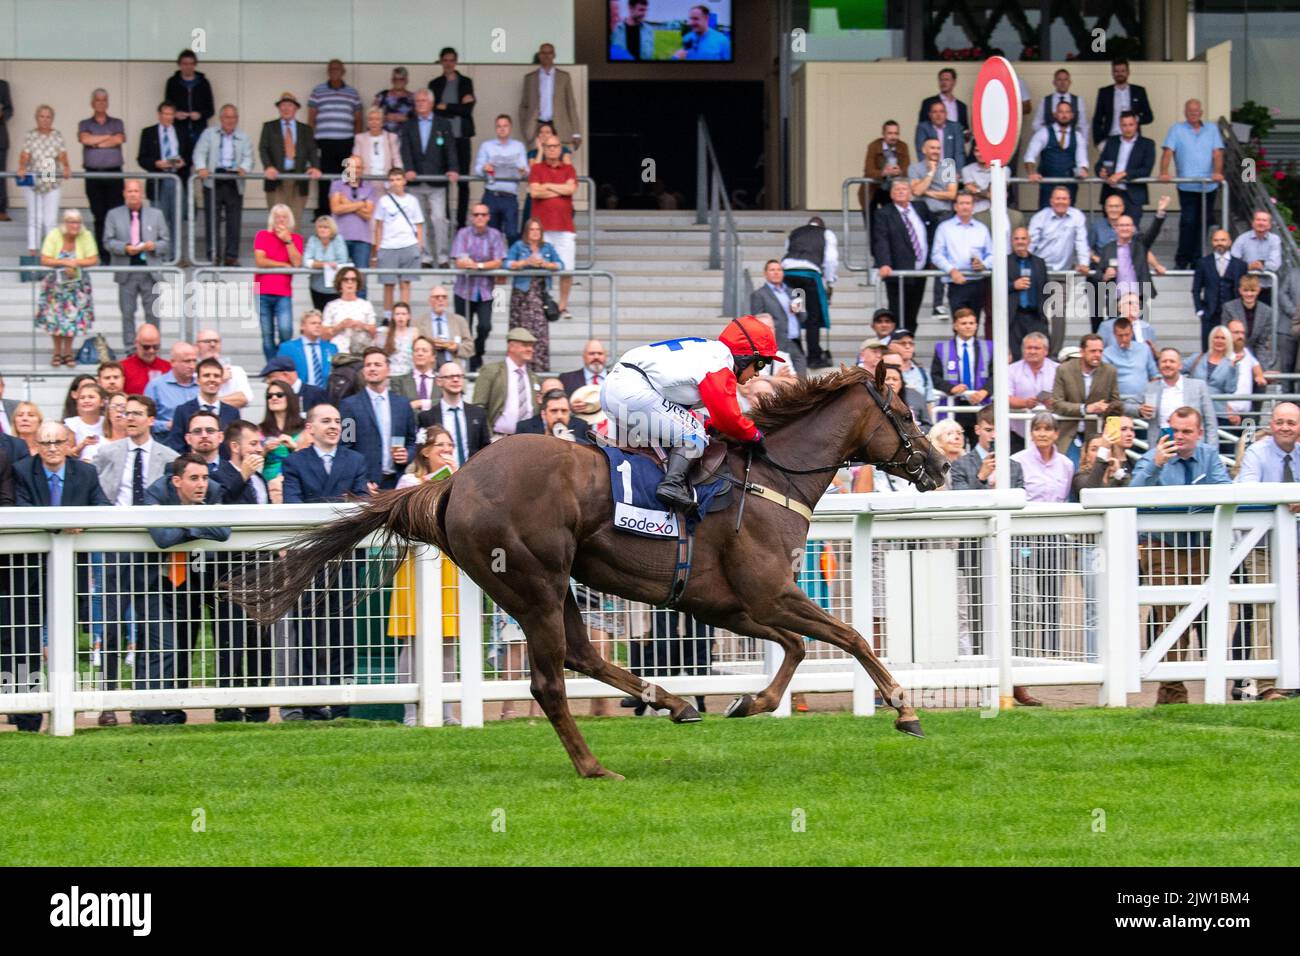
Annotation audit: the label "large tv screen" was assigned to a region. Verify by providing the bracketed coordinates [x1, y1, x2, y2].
[607, 1, 734, 62]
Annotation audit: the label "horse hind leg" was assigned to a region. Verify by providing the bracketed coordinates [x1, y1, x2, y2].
[561, 592, 701, 724]
[714, 619, 805, 719]
[522, 607, 624, 780]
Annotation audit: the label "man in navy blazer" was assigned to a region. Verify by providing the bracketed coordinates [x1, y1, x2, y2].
[277, 311, 338, 391]
[339, 347, 417, 490]
[1097, 113, 1155, 224]
[281, 403, 369, 503]
[165, 358, 240, 453]
[1192, 229, 1249, 350]
[918, 68, 969, 129]
[14, 423, 111, 508]
[1092, 59, 1154, 146]
[914, 100, 965, 165]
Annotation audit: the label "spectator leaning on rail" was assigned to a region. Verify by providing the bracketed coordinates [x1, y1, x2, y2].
[192, 104, 253, 266]
[1023, 99, 1090, 210]
[476, 113, 529, 245]
[451, 202, 508, 370]
[132, 452, 231, 725]
[1028, 186, 1090, 280]
[1130, 405, 1231, 706]
[136, 100, 186, 241]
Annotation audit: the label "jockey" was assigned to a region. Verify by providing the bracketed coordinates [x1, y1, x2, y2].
[601, 316, 782, 512]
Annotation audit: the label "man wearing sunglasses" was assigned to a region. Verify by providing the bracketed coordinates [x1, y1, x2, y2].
[120, 323, 172, 395]
[601, 315, 779, 514]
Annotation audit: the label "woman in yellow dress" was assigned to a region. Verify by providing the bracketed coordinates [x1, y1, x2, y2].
[389, 426, 460, 725]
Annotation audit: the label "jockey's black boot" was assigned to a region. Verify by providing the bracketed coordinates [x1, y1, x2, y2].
[655, 450, 697, 515]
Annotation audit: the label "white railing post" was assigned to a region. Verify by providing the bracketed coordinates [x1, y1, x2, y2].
[47, 534, 77, 736]
[1272, 506, 1299, 690]
[413, 545, 443, 727]
[1100, 507, 1139, 707]
[850, 512, 876, 715]
[1203, 504, 1238, 704]
[994, 512, 1014, 708]
[457, 570, 485, 728]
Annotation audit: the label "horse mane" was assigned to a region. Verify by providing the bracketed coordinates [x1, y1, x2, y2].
[748, 365, 871, 433]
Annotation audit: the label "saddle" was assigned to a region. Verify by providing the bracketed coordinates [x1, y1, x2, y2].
[614, 442, 733, 512]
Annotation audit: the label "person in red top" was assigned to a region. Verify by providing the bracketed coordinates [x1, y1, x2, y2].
[120, 323, 172, 395]
[601, 315, 780, 513]
[528, 136, 578, 317]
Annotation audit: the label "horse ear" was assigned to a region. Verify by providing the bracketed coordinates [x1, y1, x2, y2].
[873, 360, 887, 392]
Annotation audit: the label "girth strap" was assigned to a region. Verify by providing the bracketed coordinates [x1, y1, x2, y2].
[743, 482, 814, 523]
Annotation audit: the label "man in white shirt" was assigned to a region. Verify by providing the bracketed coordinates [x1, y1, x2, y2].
[932, 192, 993, 323]
[1033, 69, 1088, 133]
[474, 114, 529, 245]
[1028, 186, 1091, 273]
[1024, 100, 1090, 210]
[1225, 318, 1268, 427]
[194, 328, 250, 408]
[1140, 347, 1219, 446]
[1231, 209, 1284, 303]
[373, 167, 425, 317]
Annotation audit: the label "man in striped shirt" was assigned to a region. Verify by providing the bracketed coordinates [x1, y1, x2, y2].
[308, 59, 363, 219]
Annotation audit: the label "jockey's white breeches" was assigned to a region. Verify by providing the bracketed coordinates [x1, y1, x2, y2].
[600, 363, 709, 459]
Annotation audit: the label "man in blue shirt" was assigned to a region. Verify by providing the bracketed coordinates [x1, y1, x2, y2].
[1102, 316, 1159, 416]
[144, 341, 199, 437]
[1159, 99, 1225, 269]
[1131, 404, 1230, 705]
[932, 192, 992, 323]
[673, 5, 731, 60]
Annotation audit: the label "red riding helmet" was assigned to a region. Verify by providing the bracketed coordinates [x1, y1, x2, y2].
[719, 315, 785, 363]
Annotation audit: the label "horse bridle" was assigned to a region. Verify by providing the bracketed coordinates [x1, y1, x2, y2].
[753, 381, 932, 486]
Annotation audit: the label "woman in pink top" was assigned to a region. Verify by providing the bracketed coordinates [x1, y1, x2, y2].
[253, 203, 304, 361]
[353, 107, 402, 178]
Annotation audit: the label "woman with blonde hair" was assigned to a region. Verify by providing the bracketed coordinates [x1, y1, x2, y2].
[927, 418, 967, 487]
[389, 426, 460, 726]
[303, 214, 351, 311]
[353, 106, 402, 177]
[36, 209, 98, 366]
[253, 202, 304, 361]
[12, 402, 45, 456]
[16, 104, 71, 255]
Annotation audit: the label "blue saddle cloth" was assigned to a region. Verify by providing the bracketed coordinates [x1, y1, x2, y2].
[599, 446, 726, 539]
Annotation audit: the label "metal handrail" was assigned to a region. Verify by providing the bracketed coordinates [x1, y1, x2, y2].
[185, 171, 596, 271]
[190, 264, 621, 357]
[1218, 117, 1300, 275]
[696, 116, 750, 318]
[843, 173, 1229, 273]
[2, 170, 185, 266]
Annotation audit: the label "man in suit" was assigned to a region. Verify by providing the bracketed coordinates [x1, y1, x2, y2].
[399, 89, 459, 268]
[259, 92, 321, 230]
[165, 358, 240, 454]
[192, 104, 254, 265]
[915, 101, 964, 167]
[1092, 58, 1154, 147]
[474, 327, 543, 435]
[1049, 334, 1123, 466]
[1007, 226, 1052, 360]
[10, 423, 110, 731]
[1097, 111, 1155, 227]
[136, 101, 187, 239]
[1193, 229, 1249, 350]
[412, 286, 474, 366]
[1093, 213, 1167, 327]
[430, 47, 477, 230]
[860, 120, 909, 236]
[918, 67, 969, 132]
[1033, 69, 1087, 134]
[281, 403, 369, 720]
[949, 406, 1025, 490]
[176, 408, 254, 504]
[132, 453, 231, 724]
[558, 339, 609, 397]
[261, 356, 329, 413]
[277, 310, 337, 390]
[1222, 274, 1290, 373]
[750, 260, 808, 376]
[94, 394, 179, 723]
[931, 308, 993, 447]
[520, 43, 582, 149]
[417, 361, 490, 465]
[516, 388, 593, 443]
[872, 178, 931, 332]
[0, 371, 19, 433]
[1024, 100, 1090, 210]
[339, 348, 417, 490]
[0, 77, 12, 220]
[1140, 348, 1220, 447]
[102, 179, 171, 350]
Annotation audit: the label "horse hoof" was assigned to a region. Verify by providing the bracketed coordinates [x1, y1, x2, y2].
[895, 718, 925, 738]
[725, 694, 755, 719]
[673, 704, 702, 724]
[593, 768, 625, 781]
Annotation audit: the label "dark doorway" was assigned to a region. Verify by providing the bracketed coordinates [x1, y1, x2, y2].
[588, 80, 765, 211]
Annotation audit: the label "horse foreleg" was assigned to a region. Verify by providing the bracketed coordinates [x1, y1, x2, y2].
[767, 586, 923, 737]
[523, 608, 625, 780]
[561, 592, 701, 724]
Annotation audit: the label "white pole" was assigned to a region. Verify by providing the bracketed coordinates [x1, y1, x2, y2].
[989, 159, 1015, 709]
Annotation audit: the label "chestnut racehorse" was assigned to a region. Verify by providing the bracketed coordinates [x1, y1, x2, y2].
[227, 365, 949, 779]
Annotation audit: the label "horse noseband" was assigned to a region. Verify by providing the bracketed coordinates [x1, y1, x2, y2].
[862, 380, 929, 483]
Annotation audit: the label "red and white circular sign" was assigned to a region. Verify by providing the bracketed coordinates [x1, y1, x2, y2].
[972, 56, 1022, 166]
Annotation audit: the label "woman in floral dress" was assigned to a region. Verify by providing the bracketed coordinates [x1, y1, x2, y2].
[36, 209, 98, 366]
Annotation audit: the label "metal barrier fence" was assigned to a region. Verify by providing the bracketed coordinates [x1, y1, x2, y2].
[2, 488, 1295, 734]
[843, 174, 1230, 274]
[185, 172, 596, 271]
[1, 171, 185, 267]
[186, 264, 620, 356]
[0, 264, 186, 370]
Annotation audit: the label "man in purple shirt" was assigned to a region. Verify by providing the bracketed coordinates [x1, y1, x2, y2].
[329, 156, 380, 277]
[451, 201, 507, 371]
[1005, 331, 1059, 452]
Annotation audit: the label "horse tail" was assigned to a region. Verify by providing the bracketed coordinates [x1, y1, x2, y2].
[224, 478, 456, 626]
